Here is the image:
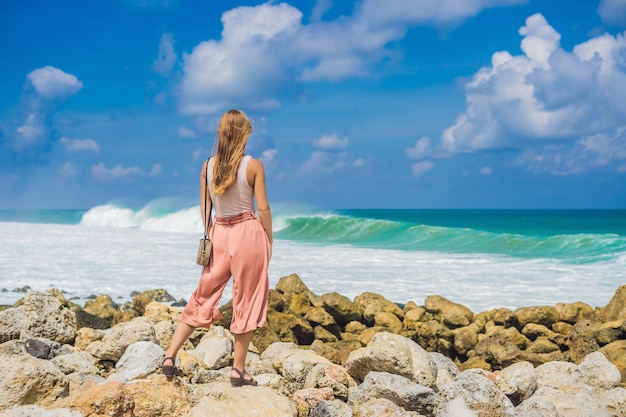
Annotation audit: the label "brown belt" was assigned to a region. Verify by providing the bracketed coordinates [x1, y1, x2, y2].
[214, 210, 256, 225]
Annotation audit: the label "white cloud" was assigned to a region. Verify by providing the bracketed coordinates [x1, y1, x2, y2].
[405, 136, 431, 158]
[411, 160, 435, 177]
[311, 0, 332, 21]
[353, 158, 365, 167]
[149, 164, 163, 177]
[91, 162, 146, 182]
[480, 166, 493, 175]
[58, 162, 76, 178]
[192, 148, 206, 161]
[598, 0, 626, 27]
[260, 148, 278, 167]
[59, 137, 100, 152]
[313, 133, 349, 149]
[15, 114, 45, 149]
[153, 33, 177, 76]
[439, 13, 626, 174]
[177, 126, 197, 139]
[177, 1, 527, 114]
[301, 150, 348, 175]
[27, 66, 83, 99]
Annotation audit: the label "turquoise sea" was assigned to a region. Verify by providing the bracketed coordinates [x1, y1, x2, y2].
[0, 203, 624, 312]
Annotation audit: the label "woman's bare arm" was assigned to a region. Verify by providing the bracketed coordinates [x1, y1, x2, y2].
[249, 158, 272, 244]
[200, 159, 212, 234]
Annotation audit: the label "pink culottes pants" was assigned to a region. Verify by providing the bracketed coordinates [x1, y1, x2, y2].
[179, 210, 271, 334]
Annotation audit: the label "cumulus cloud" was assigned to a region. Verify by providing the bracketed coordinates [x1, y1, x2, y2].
[598, 0, 626, 27]
[149, 164, 163, 177]
[176, 0, 527, 114]
[58, 162, 77, 178]
[91, 162, 146, 182]
[301, 150, 348, 175]
[405, 136, 431, 158]
[27, 66, 83, 99]
[313, 133, 349, 149]
[353, 158, 365, 167]
[439, 13, 626, 174]
[177, 126, 197, 139]
[411, 160, 435, 177]
[480, 166, 493, 175]
[153, 33, 177, 76]
[59, 137, 100, 152]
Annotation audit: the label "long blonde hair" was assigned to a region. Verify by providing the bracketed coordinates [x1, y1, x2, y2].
[212, 109, 253, 196]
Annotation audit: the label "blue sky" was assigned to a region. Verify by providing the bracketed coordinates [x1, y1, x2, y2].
[1, 0, 625, 209]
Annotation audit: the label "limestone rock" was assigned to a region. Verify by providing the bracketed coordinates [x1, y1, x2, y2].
[109, 341, 165, 382]
[509, 306, 558, 329]
[430, 352, 460, 390]
[0, 351, 69, 411]
[281, 350, 332, 395]
[83, 295, 117, 325]
[0, 306, 23, 343]
[356, 398, 420, 417]
[189, 326, 233, 370]
[0, 405, 82, 417]
[86, 317, 156, 362]
[494, 361, 537, 405]
[308, 399, 353, 417]
[453, 324, 479, 356]
[261, 341, 299, 371]
[321, 292, 361, 326]
[555, 301, 595, 324]
[345, 332, 437, 387]
[601, 387, 626, 417]
[374, 311, 403, 333]
[433, 370, 515, 417]
[515, 385, 608, 417]
[53, 382, 134, 417]
[354, 292, 403, 326]
[134, 288, 176, 303]
[73, 328, 105, 352]
[572, 351, 622, 392]
[599, 339, 626, 382]
[276, 274, 311, 296]
[602, 284, 626, 322]
[424, 295, 473, 329]
[306, 307, 337, 327]
[534, 361, 577, 389]
[293, 387, 334, 417]
[267, 311, 314, 345]
[143, 301, 182, 324]
[125, 379, 192, 417]
[184, 383, 297, 417]
[21, 292, 77, 345]
[348, 371, 435, 415]
[52, 351, 100, 375]
[473, 336, 522, 370]
[304, 363, 358, 400]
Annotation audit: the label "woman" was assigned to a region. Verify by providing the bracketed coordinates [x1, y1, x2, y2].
[162, 109, 272, 387]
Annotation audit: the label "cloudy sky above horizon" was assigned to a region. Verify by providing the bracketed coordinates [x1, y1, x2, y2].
[1, 0, 625, 209]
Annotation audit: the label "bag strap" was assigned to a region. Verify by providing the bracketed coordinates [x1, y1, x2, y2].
[203, 158, 212, 238]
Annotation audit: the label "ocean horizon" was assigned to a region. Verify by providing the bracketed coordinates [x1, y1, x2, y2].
[0, 202, 624, 313]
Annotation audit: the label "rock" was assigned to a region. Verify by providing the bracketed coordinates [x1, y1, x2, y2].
[281, 350, 332, 395]
[354, 292, 403, 327]
[53, 382, 134, 417]
[453, 324, 479, 356]
[434, 397, 479, 417]
[494, 361, 537, 405]
[321, 292, 361, 326]
[314, 326, 338, 342]
[356, 398, 419, 417]
[109, 341, 165, 382]
[599, 339, 626, 381]
[125, 379, 192, 417]
[515, 385, 609, 416]
[521, 323, 557, 341]
[25, 338, 52, 359]
[73, 328, 105, 351]
[572, 351, 622, 392]
[189, 326, 233, 369]
[306, 307, 337, 327]
[534, 360, 577, 389]
[0, 350, 69, 411]
[508, 306, 558, 329]
[135, 288, 176, 303]
[293, 387, 334, 417]
[490, 327, 529, 350]
[184, 383, 297, 417]
[261, 341, 299, 370]
[601, 387, 626, 417]
[251, 323, 281, 353]
[433, 369, 515, 417]
[143, 302, 182, 324]
[602, 284, 626, 322]
[555, 301, 595, 324]
[459, 356, 491, 372]
[345, 332, 437, 387]
[345, 321, 367, 334]
[52, 351, 100, 375]
[430, 352, 460, 390]
[526, 338, 560, 354]
[86, 317, 156, 362]
[0, 405, 82, 416]
[473, 336, 522, 370]
[267, 311, 314, 345]
[304, 363, 358, 400]
[373, 311, 403, 333]
[285, 292, 312, 317]
[21, 292, 77, 345]
[424, 295, 473, 329]
[348, 371, 435, 415]
[568, 320, 601, 363]
[276, 274, 311, 296]
[73, 309, 110, 330]
[308, 399, 353, 417]
[268, 289, 286, 312]
[0, 306, 23, 343]
[83, 295, 117, 325]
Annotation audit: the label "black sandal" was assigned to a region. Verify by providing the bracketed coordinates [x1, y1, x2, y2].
[162, 356, 178, 379]
[230, 367, 257, 387]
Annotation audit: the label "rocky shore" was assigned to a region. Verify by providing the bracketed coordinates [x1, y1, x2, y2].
[1, 274, 625, 417]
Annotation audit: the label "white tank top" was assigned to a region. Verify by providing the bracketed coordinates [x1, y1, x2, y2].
[207, 155, 254, 217]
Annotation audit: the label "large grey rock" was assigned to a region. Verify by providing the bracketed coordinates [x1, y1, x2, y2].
[430, 352, 460, 390]
[86, 316, 156, 362]
[109, 341, 165, 382]
[21, 292, 77, 345]
[433, 369, 515, 417]
[260, 341, 299, 371]
[184, 383, 297, 417]
[0, 350, 69, 411]
[494, 361, 537, 405]
[356, 398, 421, 417]
[309, 399, 353, 417]
[515, 385, 613, 416]
[534, 360, 577, 389]
[348, 371, 435, 415]
[51, 351, 100, 375]
[0, 306, 23, 343]
[281, 350, 331, 395]
[435, 398, 478, 417]
[345, 332, 437, 387]
[601, 387, 626, 417]
[304, 363, 357, 400]
[189, 326, 233, 369]
[572, 351, 622, 392]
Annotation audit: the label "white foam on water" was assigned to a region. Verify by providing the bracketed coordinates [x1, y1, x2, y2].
[0, 222, 623, 312]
